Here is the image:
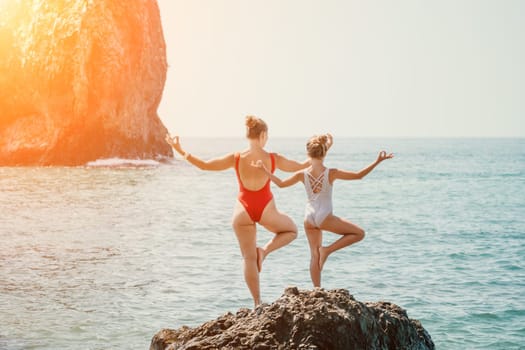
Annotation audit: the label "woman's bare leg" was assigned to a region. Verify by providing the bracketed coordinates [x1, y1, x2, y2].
[232, 203, 261, 307]
[258, 200, 298, 270]
[318, 214, 365, 270]
[304, 220, 323, 287]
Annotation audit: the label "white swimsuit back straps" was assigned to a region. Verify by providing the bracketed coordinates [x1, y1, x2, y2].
[304, 168, 333, 227]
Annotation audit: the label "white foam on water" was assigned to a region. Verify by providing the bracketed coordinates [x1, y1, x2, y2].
[85, 158, 162, 167]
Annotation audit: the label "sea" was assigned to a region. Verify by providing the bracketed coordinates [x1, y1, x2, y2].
[0, 137, 524, 350]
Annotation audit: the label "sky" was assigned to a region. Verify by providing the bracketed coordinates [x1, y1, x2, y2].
[156, 0, 524, 138]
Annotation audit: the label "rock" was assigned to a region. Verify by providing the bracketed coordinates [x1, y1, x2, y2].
[0, 0, 172, 165]
[150, 287, 435, 350]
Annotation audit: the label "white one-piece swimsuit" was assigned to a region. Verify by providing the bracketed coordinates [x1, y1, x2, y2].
[304, 168, 333, 227]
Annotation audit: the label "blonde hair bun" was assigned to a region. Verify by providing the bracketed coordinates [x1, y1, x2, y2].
[245, 115, 268, 139]
[316, 134, 328, 145]
[245, 116, 258, 129]
[306, 134, 329, 159]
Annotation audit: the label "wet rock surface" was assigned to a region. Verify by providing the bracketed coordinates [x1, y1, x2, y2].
[0, 0, 172, 165]
[151, 287, 434, 350]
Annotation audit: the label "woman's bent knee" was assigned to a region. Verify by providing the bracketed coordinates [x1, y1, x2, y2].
[283, 224, 298, 239]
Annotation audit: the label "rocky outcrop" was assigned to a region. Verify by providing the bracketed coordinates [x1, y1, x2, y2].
[0, 0, 172, 166]
[151, 287, 434, 350]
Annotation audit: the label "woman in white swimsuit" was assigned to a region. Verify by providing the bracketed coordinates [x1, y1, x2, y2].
[253, 134, 393, 287]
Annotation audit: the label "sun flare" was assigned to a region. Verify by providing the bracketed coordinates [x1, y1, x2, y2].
[0, 0, 170, 165]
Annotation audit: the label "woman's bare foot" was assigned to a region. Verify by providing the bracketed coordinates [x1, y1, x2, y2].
[318, 246, 329, 271]
[256, 247, 266, 272]
[254, 298, 262, 308]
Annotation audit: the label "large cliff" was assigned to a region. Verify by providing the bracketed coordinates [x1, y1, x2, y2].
[0, 0, 172, 166]
[151, 287, 435, 350]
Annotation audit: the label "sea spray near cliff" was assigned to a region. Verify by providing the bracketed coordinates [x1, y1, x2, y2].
[86, 157, 164, 168]
[0, 0, 172, 165]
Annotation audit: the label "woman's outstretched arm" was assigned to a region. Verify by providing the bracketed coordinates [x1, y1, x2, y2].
[166, 134, 235, 171]
[274, 153, 310, 172]
[251, 160, 303, 188]
[333, 151, 394, 181]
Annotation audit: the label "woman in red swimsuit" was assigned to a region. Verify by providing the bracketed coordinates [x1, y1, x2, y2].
[165, 116, 309, 307]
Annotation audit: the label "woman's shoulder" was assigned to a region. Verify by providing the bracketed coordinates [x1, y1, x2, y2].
[239, 149, 272, 157]
[272, 152, 292, 164]
[328, 168, 339, 180]
[297, 166, 310, 176]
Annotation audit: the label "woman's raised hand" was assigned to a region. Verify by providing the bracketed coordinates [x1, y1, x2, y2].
[165, 133, 184, 154]
[377, 150, 394, 163]
[251, 160, 271, 174]
[250, 159, 264, 169]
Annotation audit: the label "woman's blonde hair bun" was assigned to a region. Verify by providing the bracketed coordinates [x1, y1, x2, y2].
[245, 115, 268, 139]
[314, 134, 328, 145]
[245, 115, 258, 128]
[306, 134, 329, 159]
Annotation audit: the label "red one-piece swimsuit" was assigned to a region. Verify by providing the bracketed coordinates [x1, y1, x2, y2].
[234, 153, 276, 222]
